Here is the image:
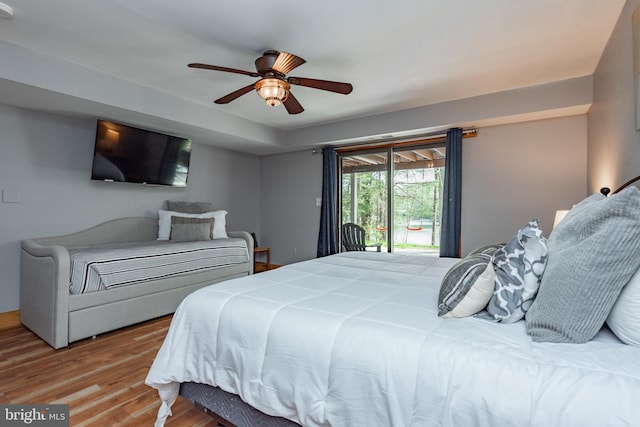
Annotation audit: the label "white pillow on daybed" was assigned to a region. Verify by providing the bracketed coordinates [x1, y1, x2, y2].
[158, 209, 228, 240]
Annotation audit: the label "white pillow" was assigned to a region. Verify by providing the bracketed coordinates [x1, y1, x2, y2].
[158, 209, 228, 240]
[440, 263, 496, 318]
[607, 266, 640, 346]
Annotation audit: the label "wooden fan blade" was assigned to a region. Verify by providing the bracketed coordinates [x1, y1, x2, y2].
[283, 91, 304, 114]
[214, 84, 256, 104]
[287, 77, 353, 94]
[188, 63, 259, 78]
[272, 52, 306, 75]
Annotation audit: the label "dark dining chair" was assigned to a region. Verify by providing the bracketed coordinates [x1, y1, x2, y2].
[342, 223, 382, 252]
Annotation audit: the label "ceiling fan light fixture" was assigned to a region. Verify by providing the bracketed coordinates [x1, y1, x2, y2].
[255, 78, 290, 107]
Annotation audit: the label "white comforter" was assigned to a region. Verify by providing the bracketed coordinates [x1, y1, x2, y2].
[146, 252, 640, 427]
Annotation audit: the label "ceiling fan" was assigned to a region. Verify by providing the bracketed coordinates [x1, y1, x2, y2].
[188, 50, 353, 114]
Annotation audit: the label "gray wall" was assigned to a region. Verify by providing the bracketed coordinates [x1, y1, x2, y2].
[462, 115, 587, 254]
[260, 115, 588, 264]
[260, 150, 323, 265]
[0, 99, 591, 314]
[588, 0, 640, 192]
[0, 104, 261, 313]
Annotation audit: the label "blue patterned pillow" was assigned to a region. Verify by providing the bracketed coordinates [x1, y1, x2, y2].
[485, 219, 548, 323]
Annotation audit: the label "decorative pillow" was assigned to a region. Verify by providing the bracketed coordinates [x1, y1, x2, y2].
[158, 209, 228, 240]
[170, 216, 214, 242]
[526, 187, 640, 344]
[607, 265, 640, 346]
[485, 219, 548, 323]
[170, 219, 213, 242]
[468, 244, 505, 257]
[166, 201, 214, 214]
[438, 253, 496, 318]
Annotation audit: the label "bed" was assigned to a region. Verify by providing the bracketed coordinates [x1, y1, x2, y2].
[147, 188, 640, 426]
[145, 250, 640, 427]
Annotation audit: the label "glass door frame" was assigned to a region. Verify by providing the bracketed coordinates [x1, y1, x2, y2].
[338, 146, 395, 252]
[338, 142, 445, 253]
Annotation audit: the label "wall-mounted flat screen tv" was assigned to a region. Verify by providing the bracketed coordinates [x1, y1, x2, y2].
[91, 120, 192, 187]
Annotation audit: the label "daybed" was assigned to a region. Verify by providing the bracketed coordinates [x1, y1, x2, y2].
[20, 217, 254, 349]
[146, 188, 640, 427]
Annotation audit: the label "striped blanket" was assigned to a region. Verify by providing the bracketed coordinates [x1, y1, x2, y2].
[68, 239, 249, 294]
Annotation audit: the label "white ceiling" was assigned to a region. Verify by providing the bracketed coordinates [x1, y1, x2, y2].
[0, 0, 626, 154]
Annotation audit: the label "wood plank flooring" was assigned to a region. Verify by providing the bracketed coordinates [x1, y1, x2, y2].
[0, 310, 20, 330]
[0, 316, 216, 426]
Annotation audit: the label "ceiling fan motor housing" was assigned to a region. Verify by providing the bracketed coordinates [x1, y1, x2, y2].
[255, 50, 282, 76]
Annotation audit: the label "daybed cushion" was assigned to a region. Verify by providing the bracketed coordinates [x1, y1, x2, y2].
[158, 209, 228, 240]
[526, 187, 640, 343]
[438, 253, 495, 318]
[485, 219, 547, 323]
[68, 238, 248, 294]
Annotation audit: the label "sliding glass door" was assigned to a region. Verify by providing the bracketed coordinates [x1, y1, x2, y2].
[340, 144, 445, 254]
[392, 146, 444, 254]
[341, 149, 389, 251]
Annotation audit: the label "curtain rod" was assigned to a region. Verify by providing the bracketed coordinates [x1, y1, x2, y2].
[312, 128, 477, 154]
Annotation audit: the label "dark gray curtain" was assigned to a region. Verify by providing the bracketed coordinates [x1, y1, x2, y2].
[317, 146, 339, 257]
[440, 128, 463, 257]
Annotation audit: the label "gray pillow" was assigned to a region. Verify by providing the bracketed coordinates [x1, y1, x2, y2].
[438, 253, 495, 318]
[525, 187, 640, 343]
[169, 217, 214, 242]
[485, 219, 548, 323]
[468, 244, 505, 257]
[166, 201, 214, 214]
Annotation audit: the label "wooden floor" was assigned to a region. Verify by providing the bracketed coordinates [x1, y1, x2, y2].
[0, 316, 217, 426]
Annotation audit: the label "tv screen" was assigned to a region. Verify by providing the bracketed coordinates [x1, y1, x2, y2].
[91, 120, 192, 187]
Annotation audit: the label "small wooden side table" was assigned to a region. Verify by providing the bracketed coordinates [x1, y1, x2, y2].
[254, 247, 271, 273]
